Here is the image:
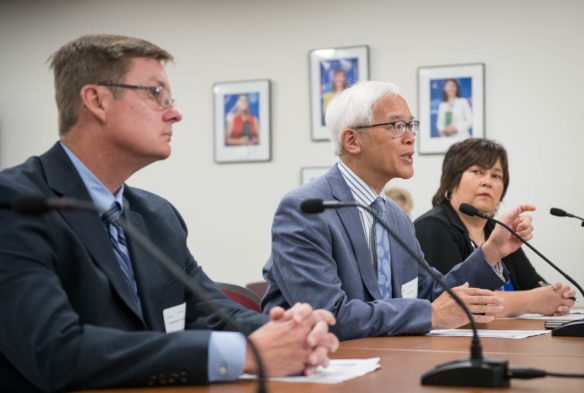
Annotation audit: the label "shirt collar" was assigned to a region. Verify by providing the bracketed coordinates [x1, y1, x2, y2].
[337, 160, 385, 207]
[59, 141, 124, 214]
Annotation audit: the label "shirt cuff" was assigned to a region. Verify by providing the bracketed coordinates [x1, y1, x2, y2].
[486, 259, 506, 282]
[208, 331, 246, 382]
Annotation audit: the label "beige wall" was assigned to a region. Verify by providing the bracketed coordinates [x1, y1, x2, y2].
[1, 0, 583, 297]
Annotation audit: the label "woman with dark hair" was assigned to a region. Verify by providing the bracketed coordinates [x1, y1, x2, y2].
[414, 138, 575, 316]
[436, 79, 472, 140]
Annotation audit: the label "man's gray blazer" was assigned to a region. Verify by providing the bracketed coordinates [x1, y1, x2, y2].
[262, 165, 505, 340]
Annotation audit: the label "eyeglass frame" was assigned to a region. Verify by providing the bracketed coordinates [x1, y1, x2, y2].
[353, 120, 419, 138]
[96, 82, 176, 108]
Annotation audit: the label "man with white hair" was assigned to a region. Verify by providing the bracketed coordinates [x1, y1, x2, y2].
[261, 81, 535, 340]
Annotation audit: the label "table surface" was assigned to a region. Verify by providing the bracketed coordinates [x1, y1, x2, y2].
[75, 318, 584, 393]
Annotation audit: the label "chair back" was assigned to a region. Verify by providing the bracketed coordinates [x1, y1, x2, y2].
[245, 281, 268, 300]
[218, 282, 261, 312]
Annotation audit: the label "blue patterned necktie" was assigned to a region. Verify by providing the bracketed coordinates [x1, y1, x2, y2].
[102, 203, 141, 310]
[371, 197, 392, 299]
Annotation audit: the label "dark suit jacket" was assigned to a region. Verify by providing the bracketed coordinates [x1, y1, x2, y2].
[0, 143, 268, 392]
[414, 202, 545, 290]
[261, 165, 506, 341]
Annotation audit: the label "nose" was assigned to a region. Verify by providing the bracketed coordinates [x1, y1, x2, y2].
[402, 126, 415, 144]
[480, 174, 492, 187]
[165, 103, 183, 123]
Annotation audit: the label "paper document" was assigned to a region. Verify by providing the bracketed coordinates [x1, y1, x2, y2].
[240, 357, 380, 384]
[427, 329, 550, 339]
[509, 311, 584, 321]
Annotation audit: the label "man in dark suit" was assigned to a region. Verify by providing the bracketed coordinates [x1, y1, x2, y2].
[262, 81, 535, 341]
[0, 34, 338, 393]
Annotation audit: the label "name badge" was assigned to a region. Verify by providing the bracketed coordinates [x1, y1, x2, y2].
[401, 278, 418, 299]
[163, 302, 186, 333]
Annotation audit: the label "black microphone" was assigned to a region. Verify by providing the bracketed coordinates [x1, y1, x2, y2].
[550, 207, 584, 227]
[459, 203, 584, 337]
[8, 195, 268, 393]
[300, 199, 348, 213]
[303, 198, 510, 388]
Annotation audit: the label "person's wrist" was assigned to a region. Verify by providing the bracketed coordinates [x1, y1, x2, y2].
[481, 241, 501, 266]
[243, 342, 257, 375]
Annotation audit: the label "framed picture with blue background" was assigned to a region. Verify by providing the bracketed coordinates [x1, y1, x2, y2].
[309, 45, 369, 141]
[213, 79, 271, 163]
[418, 63, 485, 154]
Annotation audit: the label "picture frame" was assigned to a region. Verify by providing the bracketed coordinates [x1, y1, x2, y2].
[417, 63, 485, 155]
[213, 79, 271, 163]
[300, 166, 330, 185]
[309, 45, 369, 141]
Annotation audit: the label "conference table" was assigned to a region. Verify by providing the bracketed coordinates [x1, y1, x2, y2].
[77, 318, 584, 393]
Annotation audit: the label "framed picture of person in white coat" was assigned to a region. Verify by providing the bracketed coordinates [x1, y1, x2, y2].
[418, 63, 484, 154]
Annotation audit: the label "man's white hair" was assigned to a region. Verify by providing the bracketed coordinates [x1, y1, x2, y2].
[326, 81, 402, 155]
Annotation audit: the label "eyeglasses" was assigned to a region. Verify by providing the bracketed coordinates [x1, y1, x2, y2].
[354, 120, 419, 138]
[97, 82, 176, 108]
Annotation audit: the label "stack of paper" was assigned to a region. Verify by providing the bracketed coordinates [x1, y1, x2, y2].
[240, 357, 380, 384]
[427, 329, 549, 339]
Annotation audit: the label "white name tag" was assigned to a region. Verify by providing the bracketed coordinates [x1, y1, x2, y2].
[401, 278, 418, 299]
[163, 302, 186, 333]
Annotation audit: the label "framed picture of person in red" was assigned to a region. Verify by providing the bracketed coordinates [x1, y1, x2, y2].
[213, 79, 271, 163]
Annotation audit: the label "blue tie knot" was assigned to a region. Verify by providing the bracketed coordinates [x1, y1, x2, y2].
[102, 202, 122, 224]
[371, 197, 386, 217]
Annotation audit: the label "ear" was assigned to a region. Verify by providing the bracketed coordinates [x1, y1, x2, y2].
[79, 84, 108, 123]
[340, 128, 362, 155]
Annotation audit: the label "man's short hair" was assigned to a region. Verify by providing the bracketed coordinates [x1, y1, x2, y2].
[325, 81, 401, 155]
[48, 34, 173, 135]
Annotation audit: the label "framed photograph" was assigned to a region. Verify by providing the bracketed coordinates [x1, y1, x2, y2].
[417, 63, 485, 155]
[213, 79, 271, 163]
[309, 45, 369, 141]
[300, 166, 330, 185]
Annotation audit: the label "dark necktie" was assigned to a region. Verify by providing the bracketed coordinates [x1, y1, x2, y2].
[371, 197, 392, 299]
[102, 203, 141, 310]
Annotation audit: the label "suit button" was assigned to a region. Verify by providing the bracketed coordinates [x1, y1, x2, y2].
[147, 375, 157, 386]
[158, 373, 167, 385]
[179, 370, 188, 384]
[219, 366, 227, 376]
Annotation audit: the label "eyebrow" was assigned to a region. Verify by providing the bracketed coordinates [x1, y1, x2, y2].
[387, 115, 414, 121]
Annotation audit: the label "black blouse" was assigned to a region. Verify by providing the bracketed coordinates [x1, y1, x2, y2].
[414, 202, 545, 290]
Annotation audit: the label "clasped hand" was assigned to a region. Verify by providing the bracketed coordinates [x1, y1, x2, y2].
[245, 303, 339, 377]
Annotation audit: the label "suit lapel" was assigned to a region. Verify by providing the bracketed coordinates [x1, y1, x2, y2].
[326, 167, 381, 299]
[40, 143, 145, 324]
[123, 203, 166, 331]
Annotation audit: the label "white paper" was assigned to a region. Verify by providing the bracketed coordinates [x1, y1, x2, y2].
[240, 358, 380, 384]
[162, 302, 186, 333]
[507, 311, 584, 321]
[427, 329, 550, 339]
[401, 277, 418, 299]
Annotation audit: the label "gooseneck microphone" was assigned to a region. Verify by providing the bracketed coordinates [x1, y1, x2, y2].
[6, 195, 268, 393]
[301, 198, 510, 388]
[459, 203, 584, 337]
[550, 207, 584, 227]
[7, 195, 97, 215]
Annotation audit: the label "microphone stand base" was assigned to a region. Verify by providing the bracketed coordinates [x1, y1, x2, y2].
[421, 357, 509, 387]
[552, 319, 584, 337]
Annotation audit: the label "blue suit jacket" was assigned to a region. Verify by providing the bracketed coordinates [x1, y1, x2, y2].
[262, 165, 506, 341]
[0, 143, 267, 392]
